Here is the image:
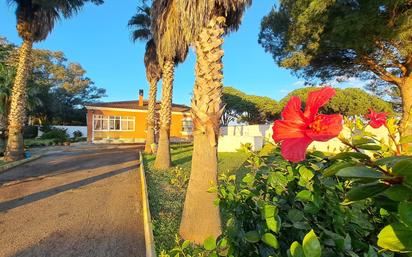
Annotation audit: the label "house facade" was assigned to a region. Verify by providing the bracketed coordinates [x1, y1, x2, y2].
[85, 90, 192, 143]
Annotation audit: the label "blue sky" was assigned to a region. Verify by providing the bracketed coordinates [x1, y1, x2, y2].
[0, 1, 362, 105]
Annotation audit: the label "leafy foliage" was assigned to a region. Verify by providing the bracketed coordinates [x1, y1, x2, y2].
[222, 86, 279, 125]
[159, 111, 412, 257]
[0, 37, 105, 125]
[279, 87, 393, 117]
[258, 0, 412, 105]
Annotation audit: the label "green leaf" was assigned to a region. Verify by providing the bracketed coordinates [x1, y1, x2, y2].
[322, 162, 356, 177]
[290, 242, 304, 257]
[357, 144, 381, 150]
[299, 166, 315, 181]
[335, 166, 384, 179]
[375, 156, 412, 167]
[302, 230, 321, 257]
[392, 159, 412, 177]
[268, 172, 289, 195]
[266, 216, 281, 233]
[377, 223, 412, 252]
[262, 233, 279, 249]
[384, 185, 412, 201]
[263, 204, 277, 219]
[288, 209, 305, 223]
[245, 231, 260, 243]
[330, 152, 370, 161]
[204, 236, 217, 251]
[346, 182, 389, 201]
[296, 190, 313, 202]
[242, 173, 255, 184]
[352, 138, 375, 146]
[367, 245, 378, 257]
[181, 240, 190, 250]
[399, 202, 412, 227]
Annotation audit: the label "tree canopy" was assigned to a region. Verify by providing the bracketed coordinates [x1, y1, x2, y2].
[258, 0, 412, 104]
[222, 86, 279, 125]
[279, 87, 393, 117]
[0, 38, 105, 125]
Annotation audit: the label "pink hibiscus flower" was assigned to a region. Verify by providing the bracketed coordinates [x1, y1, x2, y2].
[366, 109, 388, 129]
[272, 87, 343, 163]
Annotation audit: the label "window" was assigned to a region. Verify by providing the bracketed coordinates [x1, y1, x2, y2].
[93, 115, 135, 131]
[182, 118, 193, 134]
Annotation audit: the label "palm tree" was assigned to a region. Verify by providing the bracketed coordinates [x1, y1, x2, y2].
[128, 4, 162, 154]
[4, 0, 103, 162]
[152, 0, 188, 170]
[176, 0, 252, 243]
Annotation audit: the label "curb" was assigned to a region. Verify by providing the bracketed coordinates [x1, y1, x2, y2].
[139, 151, 156, 257]
[0, 155, 42, 174]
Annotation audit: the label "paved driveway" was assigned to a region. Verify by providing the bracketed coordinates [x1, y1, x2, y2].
[0, 144, 145, 257]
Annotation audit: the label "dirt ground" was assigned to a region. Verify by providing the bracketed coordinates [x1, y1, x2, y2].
[0, 144, 145, 257]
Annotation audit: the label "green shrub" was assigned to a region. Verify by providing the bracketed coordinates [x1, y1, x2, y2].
[23, 125, 38, 139]
[160, 116, 409, 257]
[40, 128, 69, 143]
[73, 130, 83, 138]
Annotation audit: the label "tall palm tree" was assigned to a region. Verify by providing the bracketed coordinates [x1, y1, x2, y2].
[128, 4, 162, 154]
[4, 0, 103, 162]
[176, 0, 252, 243]
[152, 0, 188, 170]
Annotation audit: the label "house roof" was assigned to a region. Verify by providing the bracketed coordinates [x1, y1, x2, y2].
[85, 100, 191, 113]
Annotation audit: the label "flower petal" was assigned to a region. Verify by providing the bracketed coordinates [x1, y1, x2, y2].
[272, 120, 306, 142]
[305, 114, 343, 142]
[303, 87, 336, 120]
[281, 137, 313, 163]
[281, 96, 306, 123]
[366, 109, 387, 128]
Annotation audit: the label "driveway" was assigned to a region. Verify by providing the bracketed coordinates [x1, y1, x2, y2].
[0, 144, 145, 257]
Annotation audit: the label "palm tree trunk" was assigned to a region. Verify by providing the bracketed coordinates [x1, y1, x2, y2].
[179, 16, 225, 243]
[400, 75, 412, 149]
[4, 39, 32, 162]
[145, 79, 158, 153]
[154, 60, 174, 170]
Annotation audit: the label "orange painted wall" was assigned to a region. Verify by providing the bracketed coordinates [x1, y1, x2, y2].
[86, 108, 191, 142]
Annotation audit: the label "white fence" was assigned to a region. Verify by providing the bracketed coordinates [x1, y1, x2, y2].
[218, 124, 391, 153]
[38, 125, 88, 138]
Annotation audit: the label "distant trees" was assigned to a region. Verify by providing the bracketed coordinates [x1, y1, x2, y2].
[279, 87, 393, 117]
[222, 86, 279, 125]
[259, 0, 412, 138]
[222, 86, 391, 126]
[0, 38, 105, 126]
[5, 0, 103, 161]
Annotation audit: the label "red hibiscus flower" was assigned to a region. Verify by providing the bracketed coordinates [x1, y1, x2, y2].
[366, 109, 387, 129]
[272, 87, 343, 163]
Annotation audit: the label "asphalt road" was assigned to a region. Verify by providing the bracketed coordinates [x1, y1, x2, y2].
[0, 144, 145, 257]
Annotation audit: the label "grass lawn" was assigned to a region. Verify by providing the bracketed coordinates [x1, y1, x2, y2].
[143, 143, 250, 252]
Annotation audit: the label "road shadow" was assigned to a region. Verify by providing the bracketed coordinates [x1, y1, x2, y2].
[0, 146, 141, 186]
[9, 225, 145, 257]
[0, 164, 138, 213]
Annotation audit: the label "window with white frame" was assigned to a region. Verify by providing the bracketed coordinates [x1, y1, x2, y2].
[93, 115, 135, 131]
[182, 118, 193, 133]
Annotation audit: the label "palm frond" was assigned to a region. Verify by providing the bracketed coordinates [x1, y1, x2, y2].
[9, 0, 103, 42]
[176, 0, 252, 42]
[144, 39, 162, 82]
[152, 0, 188, 64]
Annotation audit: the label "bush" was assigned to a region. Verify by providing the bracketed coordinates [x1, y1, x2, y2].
[72, 130, 83, 138]
[40, 128, 69, 143]
[23, 126, 38, 139]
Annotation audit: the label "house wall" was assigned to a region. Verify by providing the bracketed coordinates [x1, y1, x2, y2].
[219, 124, 393, 153]
[86, 108, 192, 143]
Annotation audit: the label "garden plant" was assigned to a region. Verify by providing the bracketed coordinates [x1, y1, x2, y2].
[159, 87, 412, 257]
